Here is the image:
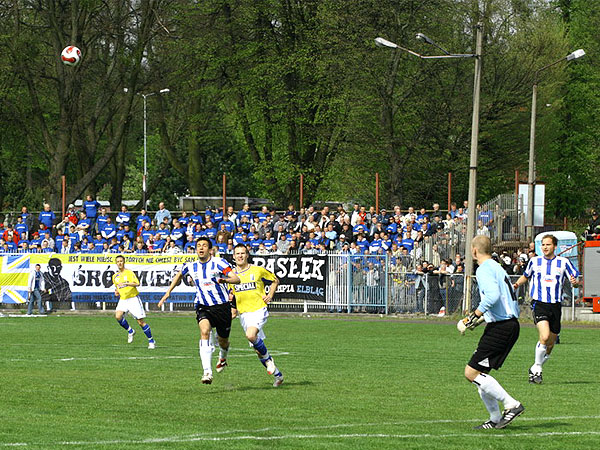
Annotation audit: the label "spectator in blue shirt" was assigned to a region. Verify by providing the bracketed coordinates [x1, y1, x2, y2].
[170, 219, 185, 248]
[83, 195, 101, 229]
[93, 234, 105, 252]
[140, 222, 154, 246]
[116, 205, 131, 227]
[237, 203, 252, 225]
[190, 210, 203, 225]
[136, 208, 151, 232]
[155, 222, 170, 240]
[178, 210, 190, 228]
[96, 207, 109, 232]
[76, 212, 92, 237]
[101, 217, 117, 241]
[38, 203, 56, 230]
[14, 216, 29, 240]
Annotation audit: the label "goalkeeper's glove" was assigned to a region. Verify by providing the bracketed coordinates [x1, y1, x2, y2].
[457, 312, 485, 335]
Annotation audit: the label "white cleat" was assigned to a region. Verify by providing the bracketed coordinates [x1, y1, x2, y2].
[148, 341, 155, 349]
[273, 375, 284, 387]
[127, 329, 135, 344]
[201, 373, 213, 384]
[265, 357, 276, 375]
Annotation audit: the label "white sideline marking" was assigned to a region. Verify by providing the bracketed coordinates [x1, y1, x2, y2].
[2, 416, 600, 447]
[7, 349, 290, 363]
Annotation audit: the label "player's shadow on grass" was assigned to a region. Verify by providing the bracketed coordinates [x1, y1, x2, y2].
[506, 421, 570, 430]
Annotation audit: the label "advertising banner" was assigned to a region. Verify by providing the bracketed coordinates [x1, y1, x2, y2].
[0, 253, 328, 304]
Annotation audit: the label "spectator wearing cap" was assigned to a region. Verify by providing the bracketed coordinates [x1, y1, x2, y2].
[353, 221, 368, 236]
[38, 203, 56, 230]
[65, 204, 79, 225]
[2, 224, 19, 245]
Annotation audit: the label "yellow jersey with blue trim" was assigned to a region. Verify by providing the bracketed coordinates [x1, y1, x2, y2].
[112, 269, 140, 300]
[231, 265, 277, 314]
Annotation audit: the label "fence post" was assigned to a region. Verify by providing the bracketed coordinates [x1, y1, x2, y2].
[384, 254, 389, 315]
[347, 259, 352, 314]
[424, 273, 429, 314]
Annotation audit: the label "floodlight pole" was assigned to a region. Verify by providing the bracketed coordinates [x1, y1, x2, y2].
[526, 50, 585, 242]
[463, 23, 484, 313]
[140, 88, 170, 207]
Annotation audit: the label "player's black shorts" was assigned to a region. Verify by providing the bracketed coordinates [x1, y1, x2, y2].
[468, 318, 520, 373]
[531, 300, 562, 334]
[195, 302, 232, 339]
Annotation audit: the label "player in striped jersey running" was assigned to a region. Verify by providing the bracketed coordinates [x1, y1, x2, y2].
[513, 234, 580, 384]
[230, 244, 284, 387]
[159, 237, 240, 384]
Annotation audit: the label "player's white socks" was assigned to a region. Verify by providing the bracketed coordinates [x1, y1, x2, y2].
[473, 373, 519, 410]
[199, 339, 213, 375]
[532, 341, 548, 374]
[478, 387, 502, 423]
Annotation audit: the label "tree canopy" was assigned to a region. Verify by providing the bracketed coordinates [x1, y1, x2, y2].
[0, 0, 597, 218]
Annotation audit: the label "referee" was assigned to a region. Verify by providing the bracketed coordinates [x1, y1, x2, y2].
[463, 235, 524, 430]
[513, 234, 580, 384]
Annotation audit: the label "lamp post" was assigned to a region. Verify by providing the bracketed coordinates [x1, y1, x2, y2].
[526, 49, 585, 242]
[140, 88, 170, 206]
[376, 24, 483, 312]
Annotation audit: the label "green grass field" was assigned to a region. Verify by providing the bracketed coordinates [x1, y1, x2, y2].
[1, 312, 599, 449]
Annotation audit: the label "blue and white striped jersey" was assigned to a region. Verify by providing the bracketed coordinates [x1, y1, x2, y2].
[181, 257, 233, 307]
[476, 259, 520, 322]
[523, 255, 579, 304]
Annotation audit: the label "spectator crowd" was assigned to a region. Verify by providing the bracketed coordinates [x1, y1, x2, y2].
[0, 198, 538, 275]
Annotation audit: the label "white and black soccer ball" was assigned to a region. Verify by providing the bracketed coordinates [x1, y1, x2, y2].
[61, 46, 82, 66]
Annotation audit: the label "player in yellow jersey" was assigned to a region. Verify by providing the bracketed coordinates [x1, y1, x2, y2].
[113, 255, 156, 349]
[230, 244, 283, 387]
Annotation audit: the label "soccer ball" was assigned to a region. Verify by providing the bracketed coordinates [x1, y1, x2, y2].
[61, 46, 81, 66]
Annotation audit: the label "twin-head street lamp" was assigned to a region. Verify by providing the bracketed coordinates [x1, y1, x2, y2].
[123, 87, 170, 206]
[526, 49, 585, 241]
[376, 26, 483, 312]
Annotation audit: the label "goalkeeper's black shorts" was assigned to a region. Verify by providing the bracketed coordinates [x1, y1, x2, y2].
[468, 318, 520, 373]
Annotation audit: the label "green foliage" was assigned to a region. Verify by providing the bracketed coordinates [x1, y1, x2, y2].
[0, 0, 598, 219]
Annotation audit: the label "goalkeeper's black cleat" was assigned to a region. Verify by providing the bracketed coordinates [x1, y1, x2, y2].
[474, 420, 497, 430]
[495, 404, 525, 429]
[528, 368, 542, 384]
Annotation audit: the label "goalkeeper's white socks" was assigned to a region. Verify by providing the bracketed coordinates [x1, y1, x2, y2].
[478, 388, 502, 423]
[199, 339, 214, 375]
[473, 373, 520, 410]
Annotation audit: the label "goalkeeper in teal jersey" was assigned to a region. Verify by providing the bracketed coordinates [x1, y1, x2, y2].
[461, 236, 524, 430]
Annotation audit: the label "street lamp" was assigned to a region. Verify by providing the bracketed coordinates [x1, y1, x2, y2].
[526, 49, 585, 242]
[140, 88, 170, 207]
[376, 24, 483, 312]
